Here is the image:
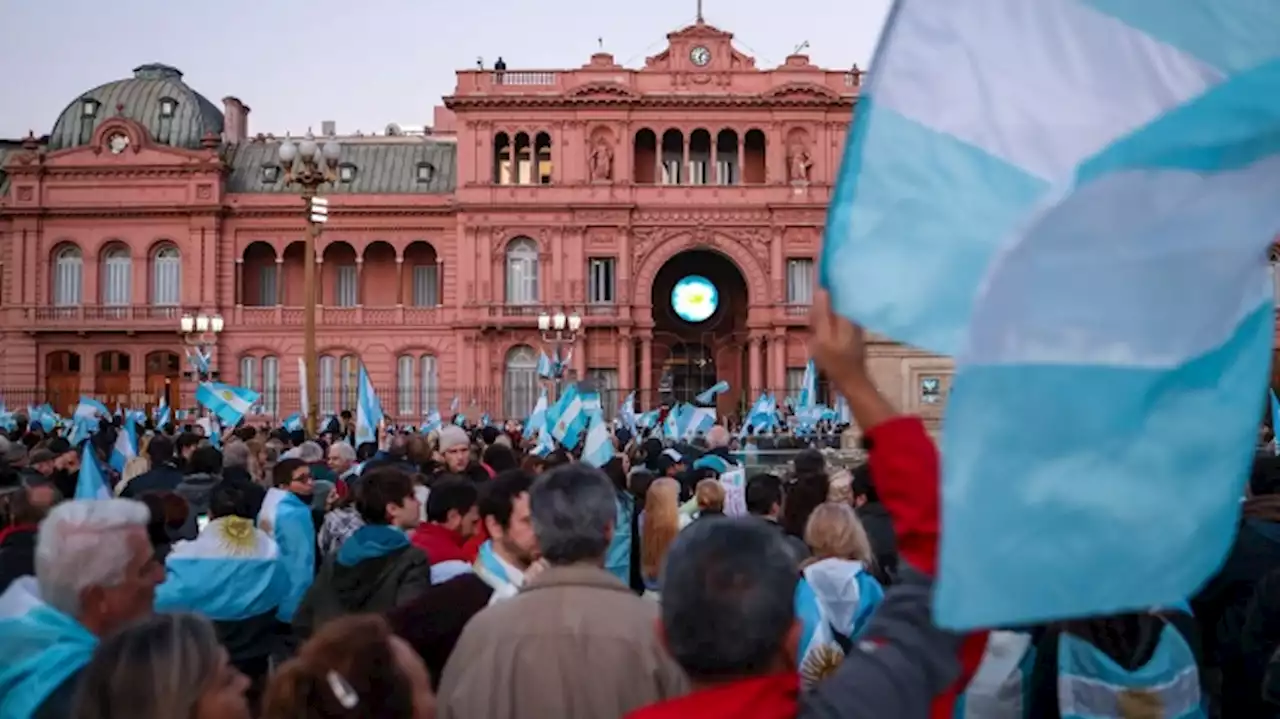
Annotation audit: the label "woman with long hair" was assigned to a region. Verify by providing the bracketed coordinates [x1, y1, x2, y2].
[262, 614, 434, 719]
[74, 613, 251, 719]
[794, 502, 886, 688]
[639, 478, 682, 596]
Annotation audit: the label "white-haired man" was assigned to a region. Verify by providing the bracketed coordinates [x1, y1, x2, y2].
[0, 498, 164, 718]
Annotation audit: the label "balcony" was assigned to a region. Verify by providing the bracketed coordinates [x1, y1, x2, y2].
[233, 305, 444, 328]
[480, 303, 620, 327]
[10, 305, 187, 332]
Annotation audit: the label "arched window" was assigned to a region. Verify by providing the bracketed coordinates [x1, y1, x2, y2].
[240, 357, 259, 393]
[101, 246, 132, 309]
[318, 354, 337, 415]
[52, 246, 83, 307]
[504, 345, 539, 419]
[397, 355, 416, 417]
[505, 238, 539, 305]
[339, 355, 358, 412]
[262, 356, 280, 416]
[420, 355, 439, 415]
[152, 245, 181, 307]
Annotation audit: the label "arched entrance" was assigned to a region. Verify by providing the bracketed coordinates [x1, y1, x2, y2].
[146, 351, 181, 413]
[650, 249, 750, 413]
[95, 350, 131, 406]
[45, 351, 81, 415]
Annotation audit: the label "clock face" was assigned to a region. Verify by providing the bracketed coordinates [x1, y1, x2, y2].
[690, 46, 711, 67]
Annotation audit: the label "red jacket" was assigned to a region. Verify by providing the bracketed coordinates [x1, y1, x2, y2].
[411, 523, 470, 566]
[863, 416, 987, 719]
[626, 672, 798, 719]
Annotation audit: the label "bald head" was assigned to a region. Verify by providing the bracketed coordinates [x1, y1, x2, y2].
[706, 426, 730, 449]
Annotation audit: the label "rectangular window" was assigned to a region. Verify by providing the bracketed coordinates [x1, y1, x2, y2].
[687, 161, 708, 185]
[716, 160, 736, 185]
[318, 355, 337, 415]
[587, 369, 619, 420]
[262, 357, 279, 416]
[339, 356, 358, 411]
[587, 258, 615, 304]
[258, 265, 277, 306]
[397, 356, 416, 417]
[103, 260, 130, 307]
[152, 256, 181, 306]
[786, 368, 806, 405]
[335, 265, 357, 307]
[420, 356, 439, 414]
[786, 259, 815, 305]
[412, 265, 439, 307]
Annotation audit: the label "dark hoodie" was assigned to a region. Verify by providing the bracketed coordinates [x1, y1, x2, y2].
[291, 524, 431, 639]
[174, 472, 219, 520]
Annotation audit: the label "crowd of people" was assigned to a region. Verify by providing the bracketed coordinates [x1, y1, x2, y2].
[0, 293, 1277, 718]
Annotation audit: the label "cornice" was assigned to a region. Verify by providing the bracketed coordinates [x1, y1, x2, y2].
[0, 206, 225, 219]
[444, 95, 856, 110]
[228, 206, 456, 219]
[6, 167, 226, 180]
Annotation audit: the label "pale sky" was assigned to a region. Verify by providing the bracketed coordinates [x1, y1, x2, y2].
[0, 0, 890, 138]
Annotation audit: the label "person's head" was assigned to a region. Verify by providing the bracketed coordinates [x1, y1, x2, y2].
[29, 448, 57, 476]
[642, 478, 681, 580]
[147, 435, 175, 466]
[705, 426, 730, 450]
[658, 518, 801, 683]
[745, 473, 784, 519]
[478, 470, 538, 568]
[74, 612, 250, 719]
[187, 446, 222, 475]
[849, 463, 879, 508]
[262, 614, 434, 719]
[804, 502, 874, 565]
[327, 442, 356, 475]
[481, 444, 518, 474]
[424, 479, 479, 538]
[695, 479, 726, 514]
[208, 479, 256, 521]
[175, 432, 202, 462]
[357, 468, 422, 530]
[437, 426, 471, 473]
[122, 455, 150, 485]
[3, 482, 58, 526]
[36, 499, 164, 636]
[781, 471, 830, 538]
[273, 458, 313, 496]
[530, 464, 616, 567]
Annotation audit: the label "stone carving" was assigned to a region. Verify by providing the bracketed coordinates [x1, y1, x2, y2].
[789, 145, 813, 183]
[588, 140, 614, 181]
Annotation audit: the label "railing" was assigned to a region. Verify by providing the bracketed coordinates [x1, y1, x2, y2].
[233, 305, 443, 327]
[491, 71, 557, 86]
[13, 305, 188, 329]
[482, 303, 620, 321]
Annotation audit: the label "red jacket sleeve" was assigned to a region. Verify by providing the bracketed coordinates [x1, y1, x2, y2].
[461, 523, 488, 562]
[862, 416, 987, 718]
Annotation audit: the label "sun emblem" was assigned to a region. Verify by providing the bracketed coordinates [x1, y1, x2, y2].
[221, 390, 234, 401]
[217, 517, 258, 556]
[799, 643, 846, 688]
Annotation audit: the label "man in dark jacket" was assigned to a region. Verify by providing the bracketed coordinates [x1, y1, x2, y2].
[0, 483, 58, 593]
[293, 467, 429, 639]
[851, 463, 899, 584]
[121, 435, 184, 499]
[744, 473, 809, 567]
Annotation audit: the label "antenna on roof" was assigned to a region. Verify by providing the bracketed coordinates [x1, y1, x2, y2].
[598, 37, 604, 50]
[696, 0, 704, 23]
[793, 40, 810, 54]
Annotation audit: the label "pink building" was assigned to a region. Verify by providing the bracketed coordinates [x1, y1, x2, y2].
[0, 19, 954, 425]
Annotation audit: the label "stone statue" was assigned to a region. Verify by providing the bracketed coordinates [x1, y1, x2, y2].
[789, 145, 813, 183]
[589, 140, 613, 181]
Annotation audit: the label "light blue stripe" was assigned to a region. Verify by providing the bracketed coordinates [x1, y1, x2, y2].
[1079, 59, 1280, 180]
[935, 302, 1272, 629]
[156, 555, 288, 621]
[821, 95, 1048, 355]
[1080, 0, 1279, 74]
[794, 578, 821, 654]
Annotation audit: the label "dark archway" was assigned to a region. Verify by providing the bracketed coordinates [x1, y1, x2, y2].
[650, 249, 749, 410]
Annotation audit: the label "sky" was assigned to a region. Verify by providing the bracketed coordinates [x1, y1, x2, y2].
[0, 0, 890, 138]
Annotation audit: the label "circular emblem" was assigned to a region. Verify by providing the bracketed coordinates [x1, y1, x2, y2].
[107, 133, 130, 154]
[671, 275, 719, 324]
[690, 46, 711, 67]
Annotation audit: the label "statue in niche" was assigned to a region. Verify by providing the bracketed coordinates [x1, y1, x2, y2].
[589, 139, 614, 181]
[789, 144, 813, 183]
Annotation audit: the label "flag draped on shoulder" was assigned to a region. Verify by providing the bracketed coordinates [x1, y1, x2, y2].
[155, 517, 289, 621]
[822, 0, 1280, 628]
[0, 579, 98, 719]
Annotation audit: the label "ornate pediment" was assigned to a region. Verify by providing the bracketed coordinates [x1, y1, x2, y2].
[644, 20, 756, 72]
[566, 82, 639, 99]
[762, 82, 842, 101]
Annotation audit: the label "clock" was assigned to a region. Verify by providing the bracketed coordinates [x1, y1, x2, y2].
[690, 46, 711, 67]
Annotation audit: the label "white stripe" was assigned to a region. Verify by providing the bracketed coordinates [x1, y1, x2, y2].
[875, 0, 1222, 180]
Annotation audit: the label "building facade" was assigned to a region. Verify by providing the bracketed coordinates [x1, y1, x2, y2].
[0, 20, 954, 425]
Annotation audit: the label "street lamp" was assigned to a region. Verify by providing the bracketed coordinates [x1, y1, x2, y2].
[179, 312, 223, 383]
[537, 310, 582, 397]
[279, 131, 341, 436]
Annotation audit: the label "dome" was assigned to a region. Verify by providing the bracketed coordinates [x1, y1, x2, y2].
[47, 63, 224, 151]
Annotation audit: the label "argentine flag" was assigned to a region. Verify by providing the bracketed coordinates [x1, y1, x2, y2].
[195, 382, 259, 428]
[549, 384, 588, 449]
[823, 0, 1280, 627]
[695, 380, 731, 405]
[355, 364, 384, 445]
[73, 396, 109, 421]
[75, 444, 111, 500]
[108, 419, 137, 474]
[156, 517, 289, 622]
[154, 393, 172, 428]
[582, 411, 614, 468]
[0, 578, 98, 719]
[524, 389, 549, 440]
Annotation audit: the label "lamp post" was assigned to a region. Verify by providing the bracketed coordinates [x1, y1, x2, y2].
[180, 313, 223, 417]
[278, 131, 341, 436]
[537, 310, 582, 397]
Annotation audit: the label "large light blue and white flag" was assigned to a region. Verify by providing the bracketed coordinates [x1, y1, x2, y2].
[524, 388, 548, 440]
[355, 364, 384, 446]
[154, 393, 172, 428]
[823, 0, 1280, 628]
[108, 419, 137, 474]
[548, 384, 587, 449]
[695, 380, 731, 405]
[619, 391, 639, 434]
[195, 382, 259, 428]
[582, 411, 614, 468]
[73, 396, 109, 421]
[0, 578, 97, 719]
[75, 444, 111, 500]
[155, 517, 289, 621]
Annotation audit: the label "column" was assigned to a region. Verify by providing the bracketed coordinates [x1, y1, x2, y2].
[355, 258, 364, 306]
[681, 133, 689, 185]
[710, 142, 718, 186]
[738, 136, 745, 184]
[748, 335, 763, 395]
[274, 258, 283, 306]
[639, 332, 653, 398]
[234, 259, 243, 306]
[618, 331, 633, 391]
[396, 257, 405, 305]
[770, 331, 787, 390]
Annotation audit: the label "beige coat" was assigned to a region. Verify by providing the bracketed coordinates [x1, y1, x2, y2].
[437, 563, 689, 719]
